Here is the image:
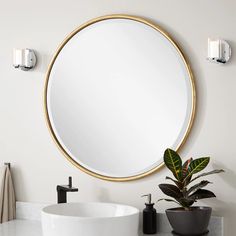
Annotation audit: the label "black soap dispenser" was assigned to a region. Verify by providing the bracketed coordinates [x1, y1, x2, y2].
[142, 194, 157, 234]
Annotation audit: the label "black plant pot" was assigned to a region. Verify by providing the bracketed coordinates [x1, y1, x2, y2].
[166, 206, 212, 236]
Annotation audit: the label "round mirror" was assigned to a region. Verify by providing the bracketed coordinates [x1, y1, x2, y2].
[44, 15, 195, 181]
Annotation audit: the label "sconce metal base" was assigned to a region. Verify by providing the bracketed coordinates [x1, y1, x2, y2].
[207, 38, 231, 64]
[13, 48, 37, 71]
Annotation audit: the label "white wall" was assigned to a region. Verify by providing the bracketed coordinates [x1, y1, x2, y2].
[0, 0, 235, 235]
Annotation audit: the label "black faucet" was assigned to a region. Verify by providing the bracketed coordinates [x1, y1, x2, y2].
[57, 176, 78, 204]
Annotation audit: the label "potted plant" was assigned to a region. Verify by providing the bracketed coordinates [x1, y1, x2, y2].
[158, 148, 224, 236]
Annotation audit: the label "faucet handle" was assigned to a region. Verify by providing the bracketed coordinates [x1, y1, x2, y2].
[68, 176, 72, 188]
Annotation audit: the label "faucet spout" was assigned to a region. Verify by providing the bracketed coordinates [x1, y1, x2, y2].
[57, 176, 78, 203]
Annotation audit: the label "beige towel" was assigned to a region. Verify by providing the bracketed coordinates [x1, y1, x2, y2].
[0, 165, 16, 223]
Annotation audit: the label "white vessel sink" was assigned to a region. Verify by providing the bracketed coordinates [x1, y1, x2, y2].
[41, 202, 139, 236]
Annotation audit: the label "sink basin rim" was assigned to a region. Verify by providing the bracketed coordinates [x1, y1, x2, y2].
[42, 202, 139, 220]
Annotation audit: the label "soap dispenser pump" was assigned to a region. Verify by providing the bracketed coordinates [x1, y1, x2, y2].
[141, 194, 157, 234]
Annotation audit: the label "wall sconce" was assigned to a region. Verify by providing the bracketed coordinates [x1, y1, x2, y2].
[207, 38, 231, 64]
[13, 48, 37, 71]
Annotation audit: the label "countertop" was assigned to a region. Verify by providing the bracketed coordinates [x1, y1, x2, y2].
[0, 202, 222, 236]
[0, 219, 217, 236]
[0, 220, 171, 236]
[0, 220, 42, 236]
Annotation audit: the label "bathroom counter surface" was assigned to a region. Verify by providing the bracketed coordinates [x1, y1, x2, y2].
[0, 219, 174, 236]
[0, 219, 220, 236]
[0, 220, 42, 236]
[6, 202, 221, 236]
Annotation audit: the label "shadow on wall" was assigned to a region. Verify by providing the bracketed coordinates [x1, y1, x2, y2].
[96, 187, 111, 202]
[11, 166, 28, 201]
[34, 51, 52, 74]
[227, 40, 235, 64]
[213, 161, 236, 190]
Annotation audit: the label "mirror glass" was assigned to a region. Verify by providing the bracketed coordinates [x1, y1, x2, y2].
[45, 16, 195, 181]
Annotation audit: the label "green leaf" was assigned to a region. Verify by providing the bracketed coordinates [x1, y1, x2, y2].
[159, 183, 182, 199]
[157, 198, 181, 206]
[189, 189, 216, 200]
[187, 180, 211, 195]
[164, 149, 182, 180]
[182, 158, 193, 178]
[190, 169, 225, 183]
[184, 157, 210, 180]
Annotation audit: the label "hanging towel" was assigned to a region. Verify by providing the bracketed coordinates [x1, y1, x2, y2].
[0, 164, 16, 223]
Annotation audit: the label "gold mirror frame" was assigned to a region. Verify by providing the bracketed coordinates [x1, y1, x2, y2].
[44, 14, 196, 182]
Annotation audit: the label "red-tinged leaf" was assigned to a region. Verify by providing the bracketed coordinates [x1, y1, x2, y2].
[190, 169, 225, 183]
[182, 158, 193, 178]
[178, 198, 195, 208]
[159, 183, 182, 199]
[157, 198, 181, 206]
[189, 189, 216, 200]
[166, 176, 183, 189]
[187, 180, 211, 195]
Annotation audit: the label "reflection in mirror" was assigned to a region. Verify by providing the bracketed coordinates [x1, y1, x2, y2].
[45, 15, 195, 181]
